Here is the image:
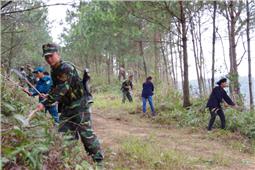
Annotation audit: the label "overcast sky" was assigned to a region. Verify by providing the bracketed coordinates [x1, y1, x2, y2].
[46, 0, 255, 81]
[45, 0, 77, 42]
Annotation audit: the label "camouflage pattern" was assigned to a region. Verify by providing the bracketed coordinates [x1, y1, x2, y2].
[41, 60, 103, 162]
[121, 79, 133, 103]
[122, 90, 133, 103]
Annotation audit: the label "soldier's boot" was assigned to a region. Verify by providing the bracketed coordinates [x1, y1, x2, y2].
[95, 161, 104, 170]
[68, 131, 79, 141]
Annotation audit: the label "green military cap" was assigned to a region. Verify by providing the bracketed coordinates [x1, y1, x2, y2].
[42, 43, 58, 57]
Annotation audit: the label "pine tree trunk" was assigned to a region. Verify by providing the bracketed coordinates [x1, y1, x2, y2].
[226, 1, 244, 104]
[154, 31, 160, 78]
[179, 1, 191, 107]
[107, 54, 111, 84]
[246, 0, 254, 110]
[198, 15, 206, 96]
[211, 1, 217, 90]
[160, 35, 170, 83]
[190, 18, 202, 96]
[169, 36, 177, 87]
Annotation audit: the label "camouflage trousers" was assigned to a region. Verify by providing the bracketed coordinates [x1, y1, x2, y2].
[58, 103, 103, 162]
[122, 90, 133, 103]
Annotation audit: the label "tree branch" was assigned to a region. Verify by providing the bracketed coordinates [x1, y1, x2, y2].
[1, 1, 12, 9]
[1, 3, 76, 16]
[237, 35, 246, 66]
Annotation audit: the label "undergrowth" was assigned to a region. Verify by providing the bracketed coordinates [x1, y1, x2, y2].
[1, 80, 93, 169]
[93, 81, 255, 155]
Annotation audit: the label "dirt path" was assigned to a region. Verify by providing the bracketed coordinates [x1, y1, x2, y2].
[92, 108, 255, 170]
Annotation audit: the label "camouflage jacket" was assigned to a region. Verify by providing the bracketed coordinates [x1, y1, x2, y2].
[41, 60, 84, 110]
[121, 79, 133, 91]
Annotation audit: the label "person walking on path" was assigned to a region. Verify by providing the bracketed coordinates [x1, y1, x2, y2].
[206, 78, 238, 131]
[141, 76, 156, 117]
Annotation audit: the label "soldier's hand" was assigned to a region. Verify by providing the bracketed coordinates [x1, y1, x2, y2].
[22, 87, 28, 93]
[36, 103, 45, 111]
[39, 93, 48, 98]
[22, 88, 32, 96]
[232, 105, 239, 110]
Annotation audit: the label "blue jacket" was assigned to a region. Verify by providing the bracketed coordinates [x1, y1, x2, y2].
[206, 86, 235, 109]
[30, 75, 52, 101]
[142, 81, 154, 98]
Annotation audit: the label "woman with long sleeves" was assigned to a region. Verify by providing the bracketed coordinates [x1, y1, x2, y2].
[141, 76, 156, 117]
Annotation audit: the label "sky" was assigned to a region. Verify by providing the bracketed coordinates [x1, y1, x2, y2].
[45, 0, 77, 43]
[46, 0, 255, 81]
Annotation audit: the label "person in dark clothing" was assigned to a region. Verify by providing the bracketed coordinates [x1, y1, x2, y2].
[141, 76, 156, 117]
[26, 64, 37, 87]
[119, 64, 126, 81]
[121, 75, 133, 103]
[82, 68, 93, 104]
[19, 66, 27, 87]
[206, 78, 238, 131]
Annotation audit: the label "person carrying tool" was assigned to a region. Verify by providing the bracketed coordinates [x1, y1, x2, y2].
[23, 66, 59, 124]
[206, 78, 238, 131]
[36, 43, 104, 167]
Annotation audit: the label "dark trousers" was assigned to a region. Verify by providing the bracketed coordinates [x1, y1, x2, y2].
[45, 105, 59, 123]
[208, 108, 226, 130]
[58, 107, 103, 162]
[122, 90, 133, 103]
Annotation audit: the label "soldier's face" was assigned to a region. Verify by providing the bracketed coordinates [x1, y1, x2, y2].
[221, 82, 228, 88]
[35, 72, 44, 78]
[45, 52, 60, 67]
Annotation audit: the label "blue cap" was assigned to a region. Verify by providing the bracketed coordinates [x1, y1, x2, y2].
[33, 66, 45, 73]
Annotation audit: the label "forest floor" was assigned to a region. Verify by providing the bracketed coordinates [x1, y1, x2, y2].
[92, 105, 255, 170]
[2, 90, 255, 170]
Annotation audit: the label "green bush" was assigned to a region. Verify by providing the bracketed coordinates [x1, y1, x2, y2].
[225, 109, 255, 139]
[149, 84, 255, 140]
[1, 80, 93, 169]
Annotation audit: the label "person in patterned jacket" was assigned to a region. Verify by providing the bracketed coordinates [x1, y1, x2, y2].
[36, 43, 104, 165]
[121, 75, 133, 103]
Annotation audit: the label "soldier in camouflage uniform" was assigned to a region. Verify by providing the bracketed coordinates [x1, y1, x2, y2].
[36, 43, 104, 164]
[121, 75, 133, 103]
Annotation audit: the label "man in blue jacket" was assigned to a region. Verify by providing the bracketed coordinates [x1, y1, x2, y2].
[206, 78, 238, 131]
[23, 66, 59, 124]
